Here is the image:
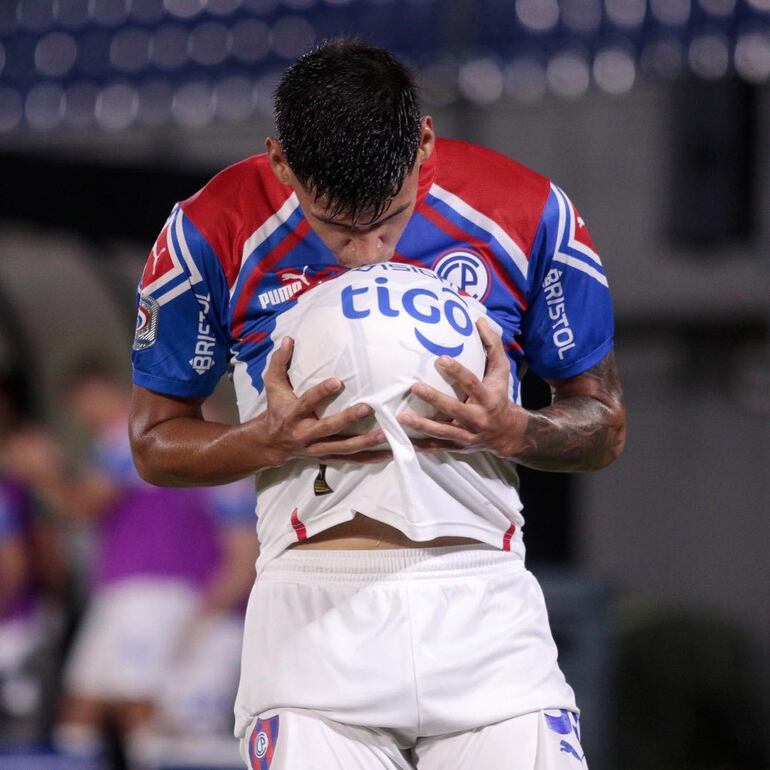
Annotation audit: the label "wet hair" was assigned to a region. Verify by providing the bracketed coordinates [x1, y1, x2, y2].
[274, 37, 422, 224]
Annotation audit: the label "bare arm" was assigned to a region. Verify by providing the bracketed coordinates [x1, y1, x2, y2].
[400, 320, 626, 472]
[514, 351, 625, 471]
[130, 337, 390, 487]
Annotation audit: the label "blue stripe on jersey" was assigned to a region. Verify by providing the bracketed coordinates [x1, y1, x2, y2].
[520, 187, 614, 380]
[232, 335, 273, 395]
[230, 205, 306, 308]
[132, 210, 231, 398]
[144, 206, 196, 303]
[231, 233, 340, 395]
[548, 185, 608, 285]
[422, 193, 529, 286]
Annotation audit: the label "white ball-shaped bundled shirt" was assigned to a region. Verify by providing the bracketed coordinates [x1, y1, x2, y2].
[287, 263, 488, 440]
[250, 261, 523, 572]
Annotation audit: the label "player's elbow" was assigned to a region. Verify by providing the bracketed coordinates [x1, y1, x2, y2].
[599, 401, 626, 469]
[129, 426, 177, 487]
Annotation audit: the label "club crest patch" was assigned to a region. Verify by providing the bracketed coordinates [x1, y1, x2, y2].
[133, 294, 159, 351]
[250, 715, 279, 769]
[432, 249, 491, 301]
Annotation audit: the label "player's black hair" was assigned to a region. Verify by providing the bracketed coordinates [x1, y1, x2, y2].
[274, 37, 422, 224]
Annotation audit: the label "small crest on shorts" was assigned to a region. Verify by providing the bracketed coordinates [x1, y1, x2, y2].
[133, 294, 159, 351]
[250, 715, 279, 769]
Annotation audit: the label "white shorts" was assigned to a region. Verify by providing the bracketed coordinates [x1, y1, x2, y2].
[239, 708, 588, 769]
[64, 577, 198, 701]
[235, 545, 576, 744]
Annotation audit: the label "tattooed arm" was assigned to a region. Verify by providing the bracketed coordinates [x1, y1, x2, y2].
[515, 351, 625, 471]
[399, 319, 626, 472]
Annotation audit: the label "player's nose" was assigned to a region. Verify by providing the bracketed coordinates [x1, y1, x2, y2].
[337, 231, 392, 267]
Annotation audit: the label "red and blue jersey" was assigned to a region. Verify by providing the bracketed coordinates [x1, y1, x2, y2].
[133, 138, 612, 401]
[132, 138, 614, 567]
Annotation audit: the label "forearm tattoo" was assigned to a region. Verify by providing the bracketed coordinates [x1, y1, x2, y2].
[516, 352, 626, 472]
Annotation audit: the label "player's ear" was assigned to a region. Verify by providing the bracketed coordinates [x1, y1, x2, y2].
[266, 137, 293, 186]
[417, 116, 436, 165]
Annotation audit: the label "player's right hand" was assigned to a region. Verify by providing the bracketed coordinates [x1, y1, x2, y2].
[256, 337, 391, 467]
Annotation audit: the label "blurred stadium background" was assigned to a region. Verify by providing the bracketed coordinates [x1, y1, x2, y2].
[0, 0, 768, 768]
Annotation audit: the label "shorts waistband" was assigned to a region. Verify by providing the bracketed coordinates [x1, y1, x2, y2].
[259, 544, 525, 583]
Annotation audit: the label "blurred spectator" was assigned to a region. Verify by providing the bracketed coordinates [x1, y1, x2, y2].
[160, 477, 257, 733]
[0, 376, 69, 748]
[5, 360, 257, 768]
[0, 478, 51, 744]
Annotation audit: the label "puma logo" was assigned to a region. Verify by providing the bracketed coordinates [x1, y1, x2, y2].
[281, 265, 310, 286]
[151, 242, 167, 274]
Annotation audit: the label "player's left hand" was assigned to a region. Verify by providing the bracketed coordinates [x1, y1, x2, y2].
[398, 318, 528, 458]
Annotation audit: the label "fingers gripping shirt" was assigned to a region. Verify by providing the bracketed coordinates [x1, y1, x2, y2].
[521, 184, 614, 380]
[132, 204, 230, 398]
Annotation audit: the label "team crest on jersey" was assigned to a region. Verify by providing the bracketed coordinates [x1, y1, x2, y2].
[432, 249, 491, 301]
[249, 715, 279, 769]
[133, 295, 159, 350]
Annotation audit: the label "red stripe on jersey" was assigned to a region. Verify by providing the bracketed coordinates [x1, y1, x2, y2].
[248, 727, 256, 768]
[502, 523, 516, 551]
[181, 155, 294, 289]
[265, 719, 276, 766]
[242, 331, 267, 344]
[431, 139, 550, 261]
[232, 218, 312, 339]
[418, 202, 527, 311]
[290, 507, 307, 541]
[570, 200, 599, 254]
[141, 219, 174, 289]
[505, 340, 524, 354]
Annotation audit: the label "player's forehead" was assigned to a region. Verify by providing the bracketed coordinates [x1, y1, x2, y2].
[306, 164, 419, 227]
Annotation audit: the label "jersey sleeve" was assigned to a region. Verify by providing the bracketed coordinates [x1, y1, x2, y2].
[520, 183, 615, 380]
[132, 205, 231, 398]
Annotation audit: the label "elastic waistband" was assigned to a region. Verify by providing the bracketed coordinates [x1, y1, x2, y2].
[259, 544, 525, 583]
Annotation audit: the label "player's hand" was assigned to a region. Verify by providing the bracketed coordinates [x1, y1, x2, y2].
[256, 337, 391, 466]
[398, 318, 528, 458]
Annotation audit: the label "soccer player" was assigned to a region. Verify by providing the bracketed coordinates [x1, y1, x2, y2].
[130, 39, 625, 769]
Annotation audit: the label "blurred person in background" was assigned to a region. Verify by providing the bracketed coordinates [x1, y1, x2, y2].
[0, 471, 58, 745]
[6, 360, 257, 768]
[0, 377, 69, 748]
